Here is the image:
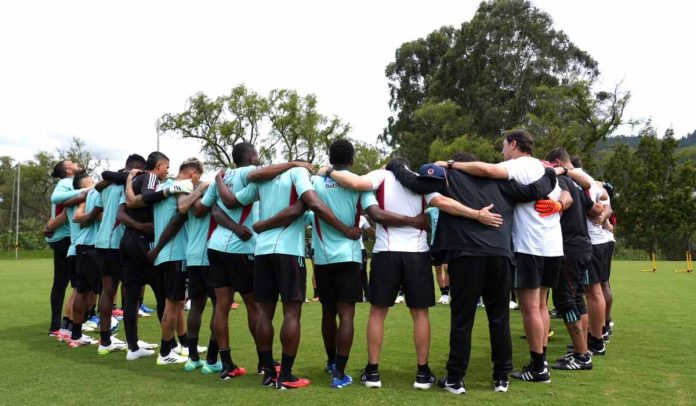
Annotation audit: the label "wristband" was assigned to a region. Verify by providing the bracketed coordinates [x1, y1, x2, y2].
[326, 167, 335, 178]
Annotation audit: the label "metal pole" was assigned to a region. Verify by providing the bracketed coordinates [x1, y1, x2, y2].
[15, 164, 20, 260]
[7, 169, 15, 251]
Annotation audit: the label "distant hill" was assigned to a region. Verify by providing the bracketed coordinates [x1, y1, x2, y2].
[597, 130, 696, 151]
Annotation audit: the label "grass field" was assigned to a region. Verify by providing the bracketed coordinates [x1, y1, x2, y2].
[1, 258, 694, 405]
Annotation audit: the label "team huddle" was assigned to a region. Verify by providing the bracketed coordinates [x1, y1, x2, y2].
[43, 129, 616, 393]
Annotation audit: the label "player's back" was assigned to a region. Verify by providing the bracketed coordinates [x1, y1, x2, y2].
[153, 179, 187, 265]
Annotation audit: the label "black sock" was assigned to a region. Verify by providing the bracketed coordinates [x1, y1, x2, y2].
[178, 334, 188, 348]
[366, 362, 378, 373]
[444, 286, 450, 295]
[207, 339, 219, 364]
[112, 303, 117, 310]
[60, 316, 70, 330]
[168, 338, 177, 350]
[325, 347, 336, 364]
[280, 353, 295, 377]
[66, 319, 73, 332]
[89, 306, 97, 318]
[576, 352, 590, 362]
[417, 363, 430, 374]
[260, 350, 274, 371]
[220, 347, 233, 366]
[188, 337, 199, 361]
[335, 354, 349, 377]
[440, 287, 447, 295]
[160, 339, 171, 356]
[100, 331, 111, 346]
[530, 351, 545, 372]
[71, 323, 82, 340]
[543, 346, 547, 356]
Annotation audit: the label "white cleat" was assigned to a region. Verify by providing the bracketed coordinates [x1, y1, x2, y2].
[184, 300, 191, 311]
[394, 295, 405, 304]
[509, 300, 519, 310]
[110, 335, 126, 345]
[156, 351, 187, 365]
[438, 295, 450, 305]
[137, 340, 158, 350]
[98, 342, 127, 355]
[138, 309, 151, 317]
[126, 347, 155, 361]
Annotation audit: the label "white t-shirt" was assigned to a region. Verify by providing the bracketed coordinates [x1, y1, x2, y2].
[358, 215, 370, 249]
[498, 156, 564, 257]
[575, 168, 609, 245]
[602, 196, 615, 242]
[365, 169, 429, 253]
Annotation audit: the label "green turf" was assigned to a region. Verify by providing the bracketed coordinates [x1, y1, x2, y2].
[1, 259, 694, 405]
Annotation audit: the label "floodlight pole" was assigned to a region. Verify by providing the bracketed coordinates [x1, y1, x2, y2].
[15, 163, 20, 260]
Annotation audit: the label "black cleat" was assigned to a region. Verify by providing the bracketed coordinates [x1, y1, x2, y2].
[262, 369, 277, 387]
[437, 377, 465, 394]
[553, 353, 593, 370]
[493, 379, 509, 392]
[511, 363, 551, 383]
[413, 368, 436, 390]
[359, 369, 382, 388]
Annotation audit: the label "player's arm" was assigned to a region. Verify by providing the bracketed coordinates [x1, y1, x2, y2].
[147, 196, 188, 262]
[300, 190, 361, 240]
[246, 162, 314, 183]
[50, 183, 83, 205]
[500, 167, 557, 203]
[74, 202, 104, 228]
[60, 191, 89, 208]
[386, 160, 443, 194]
[178, 182, 209, 214]
[435, 160, 508, 179]
[427, 194, 503, 228]
[101, 170, 130, 185]
[562, 168, 592, 190]
[211, 203, 252, 241]
[116, 203, 154, 235]
[125, 170, 146, 209]
[319, 167, 376, 191]
[43, 210, 68, 237]
[253, 200, 308, 234]
[94, 180, 111, 192]
[364, 205, 428, 230]
[139, 172, 169, 206]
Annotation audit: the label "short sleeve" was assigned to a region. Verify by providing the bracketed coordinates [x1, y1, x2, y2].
[94, 192, 103, 208]
[200, 182, 218, 207]
[359, 215, 369, 229]
[497, 160, 518, 180]
[365, 169, 387, 190]
[360, 191, 378, 210]
[425, 192, 441, 204]
[291, 168, 314, 197]
[236, 183, 259, 206]
[119, 193, 126, 205]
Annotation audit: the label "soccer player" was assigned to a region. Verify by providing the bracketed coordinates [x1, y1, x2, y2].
[310, 139, 432, 389]
[133, 158, 202, 365]
[545, 148, 602, 370]
[426, 207, 450, 305]
[46, 160, 89, 337]
[95, 154, 147, 354]
[391, 154, 558, 393]
[437, 130, 566, 383]
[358, 215, 374, 301]
[119, 151, 183, 360]
[601, 189, 616, 338]
[67, 172, 103, 347]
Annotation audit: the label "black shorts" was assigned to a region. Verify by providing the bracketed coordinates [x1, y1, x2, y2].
[208, 249, 254, 294]
[188, 266, 213, 300]
[315, 262, 363, 304]
[119, 230, 157, 288]
[512, 253, 562, 289]
[254, 254, 306, 303]
[66, 255, 77, 288]
[552, 253, 590, 323]
[97, 248, 121, 280]
[369, 252, 434, 308]
[587, 243, 612, 285]
[601, 241, 615, 282]
[75, 245, 102, 294]
[431, 250, 446, 267]
[156, 261, 187, 301]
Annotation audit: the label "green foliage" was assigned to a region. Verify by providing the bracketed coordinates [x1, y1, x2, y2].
[428, 134, 501, 163]
[351, 141, 388, 175]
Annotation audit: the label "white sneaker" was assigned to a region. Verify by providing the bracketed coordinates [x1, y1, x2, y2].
[509, 300, 519, 310]
[137, 340, 158, 350]
[110, 335, 125, 345]
[127, 347, 154, 361]
[438, 295, 450, 305]
[138, 309, 151, 317]
[76, 334, 99, 345]
[184, 300, 191, 311]
[394, 295, 405, 304]
[98, 342, 127, 355]
[173, 344, 185, 356]
[157, 351, 187, 365]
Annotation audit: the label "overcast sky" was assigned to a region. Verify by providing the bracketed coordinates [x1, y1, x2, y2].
[1, 0, 694, 169]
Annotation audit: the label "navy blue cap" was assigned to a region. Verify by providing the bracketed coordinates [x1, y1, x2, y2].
[418, 163, 447, 180]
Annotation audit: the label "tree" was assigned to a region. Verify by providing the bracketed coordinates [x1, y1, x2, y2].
[429, 134, 501, 163]
[57, 136, 102, 174]
[382, 0, 602, 165]
[351, 141, 388, 175]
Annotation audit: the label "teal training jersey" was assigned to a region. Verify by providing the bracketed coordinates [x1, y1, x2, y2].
[204, 166, 259, 254]
[186, 210, 211, 266]
[153, 179, 188, 266]
[74, 189, 100, 246]
[310, 173, 377, 265]
[255, 167, 314, 257]
[47, 177, 78, 243]
[66, 205, 79, 257]
[95, 184, 124, 249]
[426, 207, 439, 245]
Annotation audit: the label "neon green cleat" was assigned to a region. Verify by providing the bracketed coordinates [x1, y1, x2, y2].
[184, 359, 206, 372]
[201, 360, 222, 374]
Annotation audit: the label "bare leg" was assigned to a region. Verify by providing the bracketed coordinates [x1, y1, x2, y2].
[366, 305, 388, 364]
[410, 307, 430, 365]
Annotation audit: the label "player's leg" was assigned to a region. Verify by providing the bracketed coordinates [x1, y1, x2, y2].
[330, 262, 362, 388]
[482, 256, 513, 392]
[315, 264, 337, 373]
[585, 244, 607, 355]
[601, 241, 614, 336]
[48, 238, 71, 334]
[253, 254, 280, 386]
[157, 262, 187, 364]
[184, 266, 207, 370]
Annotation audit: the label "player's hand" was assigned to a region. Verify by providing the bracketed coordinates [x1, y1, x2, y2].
[233, 225, 253, 241]
[477, 204, 503, 227]
[138, 222, 154, 235]
[589, 212, 605, 225]
[216, 169, 225, 180]
[412, 213, 429, 230]
[252, 220, 268, 234]
[316, 166, 331, 176]
[535, 199, 563, 217]
[42, 226, 54, 238]
[292, 161, 314, 172]
[344, 226, 362, 240]
[146, 249, 158, 264]
[128, 168, 141, 178]
[169, 179, 194, 195]
[434, 161, 448, 168]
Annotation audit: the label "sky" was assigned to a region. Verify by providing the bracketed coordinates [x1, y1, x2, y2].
[1, 0, 694, 170]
